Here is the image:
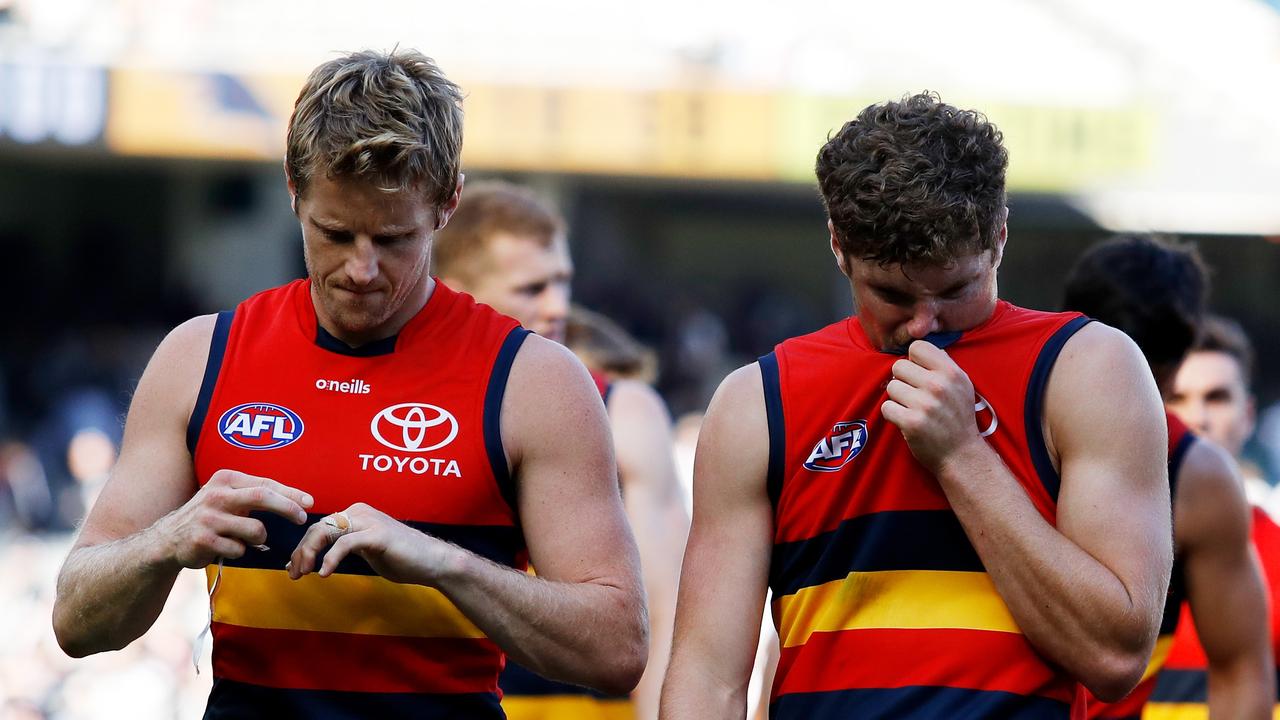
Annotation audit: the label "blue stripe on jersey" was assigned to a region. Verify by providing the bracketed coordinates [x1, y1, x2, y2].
[188, 310, 235, 455]
[1023, 316, 1091, 502]
[771, 685, 1072, 720]
[759, 352, 786, 510]
[204, 678, 503, 719]
[485, 327, 531, 517]
[769, 510, 984, 597]
[499, 659, 625, 699]
[225, 512, 524, 575]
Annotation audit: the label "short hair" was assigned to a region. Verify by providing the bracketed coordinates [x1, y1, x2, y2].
[286, 49, 464, 206]
[1191, 314, 1255, 391]
[565, 305, 658, 384]
[816, 91, 1009, 267]
[1062, 234, 1208, 370]
[433, 181, 565, 280]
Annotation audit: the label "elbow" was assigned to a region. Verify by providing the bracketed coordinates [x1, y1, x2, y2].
[51, 602, 92, 658]
[1077, 648, 1149, 703]
[595, 620, 650, 696]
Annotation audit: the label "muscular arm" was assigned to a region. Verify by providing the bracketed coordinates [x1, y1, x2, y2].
[53, 316, 313, 657]
[1174, 440, 1274, 718]
[661, 364, 774, 719]
[885, 324, 1172, 700]
[294, 336, 647, 695]
[610, 380, 690, 719]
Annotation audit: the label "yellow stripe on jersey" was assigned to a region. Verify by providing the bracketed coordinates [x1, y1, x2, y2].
[502, 695, 633, 720]
[207, 565, 484, 639]
[1138, 635, 1176, 684]
[774, 569, 1021, 649]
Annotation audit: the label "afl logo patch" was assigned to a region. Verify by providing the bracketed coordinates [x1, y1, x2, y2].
[218, 403, 304, 450]
[804, 420, 868, 473]
[371, 403, 458, 453]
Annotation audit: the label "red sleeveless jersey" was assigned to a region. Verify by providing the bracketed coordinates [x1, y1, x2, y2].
[1086, 412, 1195, 718]
[1145, 503, 1280, 718]
[188, 279, 529, 718]
[762, 300, 1089, 719]
[498, 367, 634, 720]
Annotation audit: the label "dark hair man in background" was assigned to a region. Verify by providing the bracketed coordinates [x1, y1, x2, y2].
[51, 50, 647, 718]
[662, 92, 1172, 719]
[1063, 236, 1273, 719]
[1149, 314, 1280, 716]
[434, 180, 688, 720]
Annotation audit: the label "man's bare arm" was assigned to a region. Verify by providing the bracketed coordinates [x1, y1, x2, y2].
[1175, 440, 1274, 718]
[661, 364, 774, 719]
[884, 324, 1172, 700]
[610, 380, 690, 719]
[289, 336, 647, 695]
[53, 316, 314, 656]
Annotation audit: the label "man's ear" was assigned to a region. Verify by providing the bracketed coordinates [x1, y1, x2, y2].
[829, 219, 850, 276]
[285, 162, 299, 215]
[436, 174, 465, 230]
[992, 206, 1009, 268]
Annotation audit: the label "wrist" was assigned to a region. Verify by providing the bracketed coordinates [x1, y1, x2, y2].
[934, 435, 992, 486]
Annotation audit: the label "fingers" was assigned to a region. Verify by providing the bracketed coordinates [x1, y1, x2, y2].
[318, 531, 366, 577]
[906, 339, 952, 370]
[214, 515, 269, 547]
[208, 471, 313, 520]
[288, 512, 358, 579]
[213, 469, 315, 520]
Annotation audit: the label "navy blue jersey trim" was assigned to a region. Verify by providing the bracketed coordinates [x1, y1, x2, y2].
[769, 509, 985, 597]
[485, 327, 531, 517]
[602, 380, 614, 407]
[226, 512, 525, 575]
[205, 678, 503, 719]
[315, 323, 398, 357]
[882, 330, 963, 356]
[759, 352, 786, 510]
[499, 659, 628, 700]
[187, 310, 235, 456]
[770, 685, 1072, 719]
[1148, 668, 1208, 703]
[1168, 431, 1196, 498]
[1023, 316, 1092, 502]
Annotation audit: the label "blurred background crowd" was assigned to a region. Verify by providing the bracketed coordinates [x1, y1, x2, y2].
[4, 0, 1280, 716]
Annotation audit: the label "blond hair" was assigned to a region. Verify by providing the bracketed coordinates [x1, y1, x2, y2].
[286, 49, 463, 206]
[433, 180, 565, 281]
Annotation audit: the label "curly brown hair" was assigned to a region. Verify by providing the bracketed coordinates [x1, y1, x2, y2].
[816, 92, 1008, 267]
[286, 49, 464, 207]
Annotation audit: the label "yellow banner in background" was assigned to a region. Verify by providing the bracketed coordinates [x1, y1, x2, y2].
[105, 68, 1154, 191]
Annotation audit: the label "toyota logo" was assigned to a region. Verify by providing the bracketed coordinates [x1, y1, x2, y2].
[370, 403, 459, 452]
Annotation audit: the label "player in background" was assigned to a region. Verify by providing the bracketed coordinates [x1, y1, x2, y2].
[1149, 314, 1280, 718]
[434, 181, 689, 720]
[1063, 236, 1273, 719]
[662, 92, 1172, 719]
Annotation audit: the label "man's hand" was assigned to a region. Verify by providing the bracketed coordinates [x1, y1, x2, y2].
[154, 468, 313, 569]
[287, 502, 459, 585]
[882, 340, 982, 471]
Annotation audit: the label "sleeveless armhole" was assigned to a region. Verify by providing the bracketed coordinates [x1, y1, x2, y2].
[1023, 316, 1092, 502]
[1168, 432, 1196, 498]
[186, 310, 235, 456]
[759, 352, 786, 511]
[484, 327, 532, 517]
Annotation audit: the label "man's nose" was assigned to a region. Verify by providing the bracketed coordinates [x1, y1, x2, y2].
[905, 302, 941, 339]
[345, 239, 379, 285]
[542, 283, 570, 322]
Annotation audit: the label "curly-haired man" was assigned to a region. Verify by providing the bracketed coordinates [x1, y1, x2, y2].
[52, 50, 646, 718]
[661, 92, 1172, 719]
